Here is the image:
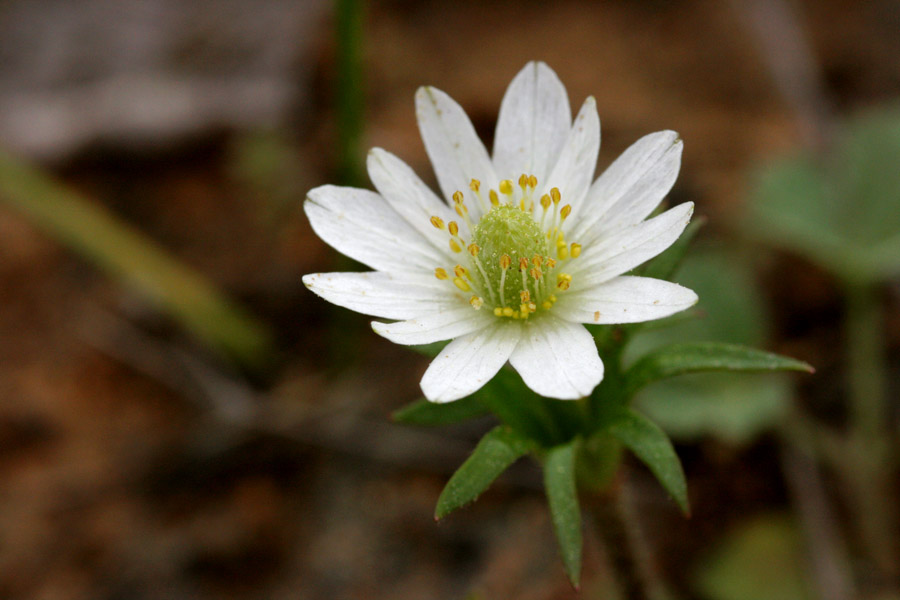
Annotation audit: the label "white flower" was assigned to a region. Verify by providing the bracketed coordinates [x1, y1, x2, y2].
[303, 62, 697, 403]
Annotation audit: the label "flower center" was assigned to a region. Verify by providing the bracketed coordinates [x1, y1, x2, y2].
[430, 175, 582, 320]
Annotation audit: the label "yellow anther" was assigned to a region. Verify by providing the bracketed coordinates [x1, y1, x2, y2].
[557, 279, 570, 290]
[520, 303, 529, 315]
[557, 232, 566, 245]
[499, 254, 512, 270]
[542, 301, 553, 310]
[518, 174, 529, 190]
[518, 257, 528, 271]
[549, 294, 558, 302]
[530, 267, 543, 280]
[434, 268, 449, 280]
[469, 179, 481, 192]
[512, 311, 520, 319]
[550, 187, 561, 204]
[557, 245, 569, 260]
[493, 307, 503, 317]
[455, 204, 467, 217]
[502, 307, 514, 317]
[519, 290, 531, 303]
[448, 221, 459, 236]
[454, 265, 470, 279]
[540, 194, 551, 210]
[453, 277, 471, 292]
[570, 243, 582, 258]
[430, 216, 445, 229]
[560, 204, 572, 220]
[467, 243, 480, 257]
[449, 239, 462, 253]
[532, 255, 542, 267]
[489, 189, 499, 206]
[557, 273, 573, 283]
[545, 257, 557, 268]
[528, 302, 537, 312]
[499, 180, 514, 195]
[470, 296, 484, 310]
[452, 190, 464, 204]
[528, 174, 538, 188]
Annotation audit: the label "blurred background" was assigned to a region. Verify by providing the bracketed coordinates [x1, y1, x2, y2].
[1, 0, 899, 598]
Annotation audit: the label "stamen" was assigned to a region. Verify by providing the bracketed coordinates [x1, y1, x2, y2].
[435, 268, 448, 280]
[560, 204, 572, 221]
[469, 179, 480, 193]
[550, 187, 561, 205]
[453, 277, 471, 292]
[528, 175, 537, 189]
[499, 179, 514, 196]
[469, 296, 484, 310]
[570, 243, 582, 258]
[448, 221, 459, 237]
[468, 243, 480, 257]
[452, 190, 464, 204]
[489, 189, 499, 207]
[449, 239, 462, 253]
[430, 216, 445, 229]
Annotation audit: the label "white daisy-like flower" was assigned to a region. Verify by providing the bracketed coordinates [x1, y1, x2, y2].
[303, 62, 697, 403]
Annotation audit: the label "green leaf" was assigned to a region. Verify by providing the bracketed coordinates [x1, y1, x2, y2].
[627, 249, 799, 443]
[695, 514, 814, 600]
[637, 373, 792, 445]
[746, 107, 900, 283]
[392, 396, 488, 426]
[607, 409, 689, 514]
[638, 216, 706, 281]
[624, 342, 813, 398]
[435, 426, 531, 519]
[543, 441, 582, 588]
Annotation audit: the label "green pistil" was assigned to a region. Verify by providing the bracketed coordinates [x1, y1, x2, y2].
[472, 205, 546, 307]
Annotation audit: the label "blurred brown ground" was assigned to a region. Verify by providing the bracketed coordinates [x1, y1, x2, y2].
[1, 1, 899, 598]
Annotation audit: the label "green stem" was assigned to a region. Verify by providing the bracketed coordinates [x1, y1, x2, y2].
[842, 281, 898, 577]
[335, 0, 365, 186]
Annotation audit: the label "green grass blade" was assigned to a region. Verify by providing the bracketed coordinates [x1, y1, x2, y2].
[0, 150, 275, 368]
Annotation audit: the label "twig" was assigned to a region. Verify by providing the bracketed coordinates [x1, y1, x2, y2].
[728, 0, 835, 151]
[592, 468, 675, 600]
[780, 434, 857, 600]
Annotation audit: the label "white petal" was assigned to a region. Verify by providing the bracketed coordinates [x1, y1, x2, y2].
[574, 131, 683, 245]
[416, 86, 498, 219]
[367, 148, 465, 246]
[543, 96, 600, 214]
[509, 316, 603, 400]
[302, 271, 452, 320]
[492, 61, 571, 186]
[554, 276, 698, 324]
[420, 322, 521, 403]
[572, 202, 694, 288]
[305, 185, 445, 273]
[372, 304, 492, 346]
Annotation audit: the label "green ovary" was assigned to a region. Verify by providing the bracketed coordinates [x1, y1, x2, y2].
[472, 205, 548, 309]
